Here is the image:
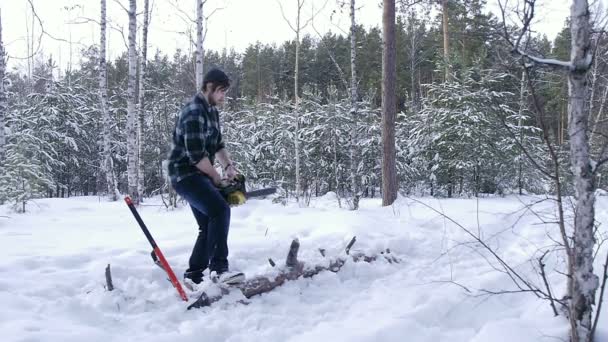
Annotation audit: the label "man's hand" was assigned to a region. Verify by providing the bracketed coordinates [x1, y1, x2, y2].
[211, 173, 224, 187]
[225, 164, 238, 181]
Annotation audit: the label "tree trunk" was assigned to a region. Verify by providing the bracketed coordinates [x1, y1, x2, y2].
[196, 0, 204, 91]
[381, 0, 397, 206]
[294, 0, 302, 203]
[99, 0, 119, 200]
[517, 70, 526, 195]
[0, 9, 5, 166]
[188, 238, 399, 310]
[137, 0, 150, 202]
[409, 19, 418, 111]
[441, 0, 450, 82]
[567, 1, 599, 341]
[126, 0, 139, 204]
[590, 82, 608, 148]
[329, 85, 342, 208]
[349, 0, 360, 210]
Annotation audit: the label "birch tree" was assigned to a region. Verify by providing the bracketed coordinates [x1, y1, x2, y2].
[382, 0, 398, 206]
[99, 0, 119, 200]
[567, 2, 598, 339]
[0, 9, 5, 166]
[499, 1, 601, 340]
[196, 0, 204, 90]
[137, 0, 150, 200]
[126, 0, 139, 203]
[278, 0, 321, 203]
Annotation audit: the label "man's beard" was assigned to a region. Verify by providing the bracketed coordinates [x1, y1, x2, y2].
[208, 92, 219, 106]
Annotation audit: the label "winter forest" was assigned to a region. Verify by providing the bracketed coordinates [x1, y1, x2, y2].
[2, 0, 608, 341]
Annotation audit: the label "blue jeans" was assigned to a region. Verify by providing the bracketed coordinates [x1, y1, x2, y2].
[172, 174, 231, 273]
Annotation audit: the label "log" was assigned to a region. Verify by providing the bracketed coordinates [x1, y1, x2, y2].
[187, 239, 399, 310]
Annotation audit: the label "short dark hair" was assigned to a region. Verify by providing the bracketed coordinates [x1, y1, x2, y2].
[204, 81, 230, 93]
[202, 68, 230, 92]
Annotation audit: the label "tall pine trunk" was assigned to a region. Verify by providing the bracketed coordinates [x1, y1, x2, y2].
[137, 0, 150, 201]
[127, 0, 139, 204]
[441, 0, 450, 81]
[0, 9, 5, 166]
[99, 0, 119, 200]
[381, 0, 397, 206]
[409, 23, 417, 111]
[349, 0, 359, 210]
[294, 0, 302, 203]
[196, 0, 204, 90]
[567, 1, 598, 341]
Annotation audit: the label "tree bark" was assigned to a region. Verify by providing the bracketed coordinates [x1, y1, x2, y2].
[441, 0, 450, 81]
[349, 0, 360, 210]
[517, 70, 526, 195]
[0, 9, 6, 167]
[127, 0, 139, 204]
[409, 18, 417, 111]
[196, 0, 204, 91]
[294, 0, 303, 203]
[137, 0, 150, 202]
[567, 1, 599, 341]
[99, 0, 119, 200]
[382, 0, 397, 206]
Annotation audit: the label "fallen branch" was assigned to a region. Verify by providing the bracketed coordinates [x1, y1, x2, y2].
[345, 236, 356, 255]
[188, 238, 399, 309]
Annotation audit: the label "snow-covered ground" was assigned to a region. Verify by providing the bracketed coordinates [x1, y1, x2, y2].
[1, 193, 607, 342]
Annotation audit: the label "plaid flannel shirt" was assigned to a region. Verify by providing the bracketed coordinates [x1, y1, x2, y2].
[167, 93, 225, 184]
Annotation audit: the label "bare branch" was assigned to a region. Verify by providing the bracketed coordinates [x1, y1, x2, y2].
[109, 23, 130, 51]
[498, 0, 571, 70]
[592, 246, 608, 337]
[68, 16, 102, 26]
[113, 0, 130, 14]
[428, 280, 472, 293]
[277, 0, 297, 33]
[539, 250, 559, 316]
[493, 108, 555, 179]
[26, 0, 71, 43]
[310, 20, 349, 89]
[406, 197, 547, 298]
[8, 1, 42, 60]
[167, 0, 195, 24]
[301, 0, 330, 30]
[513, 49, 572, 69]
[205, 6, 225, 20]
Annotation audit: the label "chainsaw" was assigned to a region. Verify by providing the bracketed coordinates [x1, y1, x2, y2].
[218, 174, 277, 206]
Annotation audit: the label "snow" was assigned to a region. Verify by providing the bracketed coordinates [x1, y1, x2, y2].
[1, 194, 607, 341]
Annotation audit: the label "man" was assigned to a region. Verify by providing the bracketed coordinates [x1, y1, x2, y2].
[167, 68, 241, 287]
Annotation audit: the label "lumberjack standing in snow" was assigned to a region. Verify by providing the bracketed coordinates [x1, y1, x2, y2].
[167, 68, 240, 287]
